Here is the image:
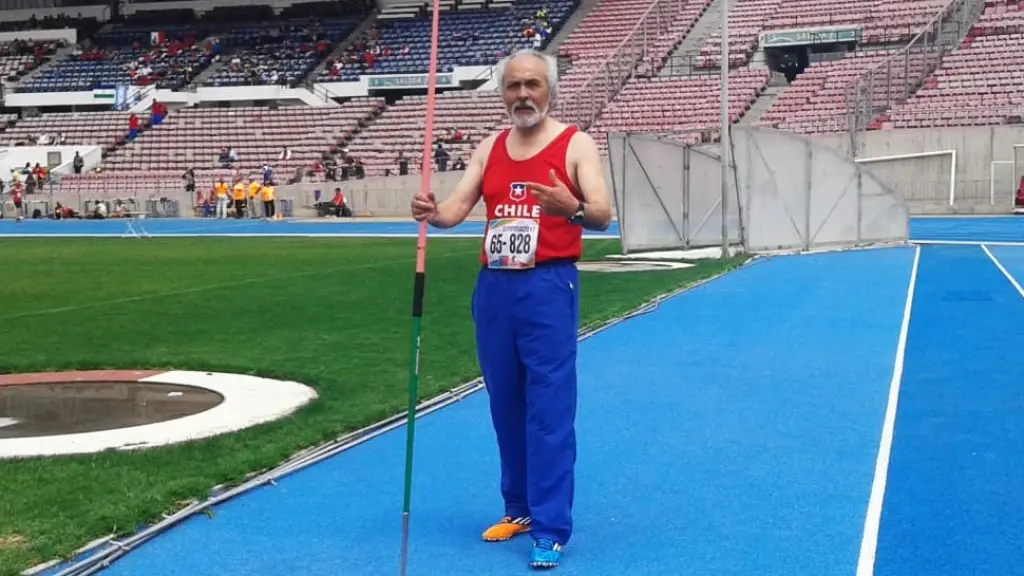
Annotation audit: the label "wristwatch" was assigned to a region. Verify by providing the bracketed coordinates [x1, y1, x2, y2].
[568, 201, 585, 225]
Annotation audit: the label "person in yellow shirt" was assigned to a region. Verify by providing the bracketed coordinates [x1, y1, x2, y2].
[248, 178, 261, 219]
[231, 179, 246, 219]
[261, 181, 276, 220]
[213, 178, 229, 219]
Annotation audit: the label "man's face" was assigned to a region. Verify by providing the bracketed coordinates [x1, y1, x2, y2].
[502, 55, 551, 129]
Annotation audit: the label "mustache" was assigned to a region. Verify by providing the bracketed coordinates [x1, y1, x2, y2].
[511, 101, 538, 112]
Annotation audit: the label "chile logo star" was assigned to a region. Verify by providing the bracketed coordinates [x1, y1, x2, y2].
[509, 182, 528, 202]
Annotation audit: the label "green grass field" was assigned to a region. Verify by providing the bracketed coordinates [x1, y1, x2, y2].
[0, 237, 745, 575]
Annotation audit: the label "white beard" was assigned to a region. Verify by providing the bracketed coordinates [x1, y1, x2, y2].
[509, 103, 547, 128]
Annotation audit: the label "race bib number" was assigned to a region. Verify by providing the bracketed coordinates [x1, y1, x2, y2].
[485, 218, 539, 269]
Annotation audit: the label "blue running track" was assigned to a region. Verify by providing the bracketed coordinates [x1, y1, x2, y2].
[20, 215, 1024, 575]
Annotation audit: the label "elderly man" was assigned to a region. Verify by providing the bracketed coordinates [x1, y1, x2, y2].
[410, 48, 612, 570]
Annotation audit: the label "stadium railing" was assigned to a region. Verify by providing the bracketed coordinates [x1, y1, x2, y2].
[841, 0, 987, 144]
[556, 0, 684, 130]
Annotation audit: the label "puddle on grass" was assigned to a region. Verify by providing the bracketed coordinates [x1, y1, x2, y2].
[0, 382, 224, 439]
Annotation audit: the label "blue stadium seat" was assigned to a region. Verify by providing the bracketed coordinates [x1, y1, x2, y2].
[320, 0, 574, 83]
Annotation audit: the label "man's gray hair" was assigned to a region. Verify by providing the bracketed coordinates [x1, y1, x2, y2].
[494, 48, 559, 104]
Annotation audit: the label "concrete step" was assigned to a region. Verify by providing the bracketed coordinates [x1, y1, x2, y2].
[739, 85, 782, 125]
[658, 0, 724, 77]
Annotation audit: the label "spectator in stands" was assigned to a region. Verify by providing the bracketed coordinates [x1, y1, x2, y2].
[435, 142, 450, 172]
[151, 100, 168, 126]
[324, 155, 338, 181]
[262, 163, 273, 184]
[127, 114, 140, 142]
[30, 163, 46, 189]
[73, 152, 84, 174]
[452, 156, 466, 171]
[183, 168, 196, 196]
[397, 151, 409, 176]
[218, 148, 237, 168]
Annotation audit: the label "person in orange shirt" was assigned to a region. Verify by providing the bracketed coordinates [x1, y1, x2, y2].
[231, 179, 246, 218]
[213, 178, 229, 219]
[260, 181, 276, 219]
[248, 178, 261, 219]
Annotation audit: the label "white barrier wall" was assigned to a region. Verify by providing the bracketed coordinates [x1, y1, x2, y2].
[1, 146, 102, 181]
[812, 125, 1024, 211]
[604, 127, 909, 253]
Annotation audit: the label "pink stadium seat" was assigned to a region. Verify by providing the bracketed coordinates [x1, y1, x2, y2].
[758, 50, 909, 134]
[346, 90, 505, 177]
[697, 0, 950, 68]
[880, 2, 1024, 129]
[50, 100, 384, 198]
[1, 111, 134, 149]
[589, 68, 771, 153]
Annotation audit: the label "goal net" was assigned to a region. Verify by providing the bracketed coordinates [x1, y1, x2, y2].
[854, 151, 956, 206]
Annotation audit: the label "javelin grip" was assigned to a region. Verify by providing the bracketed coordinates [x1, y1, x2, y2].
[412, 272, 426, 317]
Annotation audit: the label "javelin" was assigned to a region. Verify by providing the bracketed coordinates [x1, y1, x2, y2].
[399, 0, 441, 573]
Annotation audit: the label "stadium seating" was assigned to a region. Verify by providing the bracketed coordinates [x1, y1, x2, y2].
[559, 0, 714, 77]
[317, 0, 574, 82]
[104, 100, 384, 172]
[589, 68, 772, 151]
[697, 0, 950, 68]
[758, 51, 901, 134]
[878, 4, 1024, 129]
[344, 90, 505, 176]
[18, 25, 212, 92]
[53, 101, 385, 198]
[558, 0, 660, 59]
[203, 18, 363, 88]
[0, 111, 134, 150]
[0, 39, 64, 82]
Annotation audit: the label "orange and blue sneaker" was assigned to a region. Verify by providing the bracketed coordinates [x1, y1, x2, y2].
[529, 538, 564, 569]
[480, 516, 531, 542]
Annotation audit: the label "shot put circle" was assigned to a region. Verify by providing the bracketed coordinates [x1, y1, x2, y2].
[0, 370, 318, 459]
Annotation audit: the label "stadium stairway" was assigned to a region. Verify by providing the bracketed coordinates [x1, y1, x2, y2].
[939, 0, 986, 48]
[544, 0, 602, 56]
[188, 53, 225, 91]
[739, 84, 782, 124]
[658, 0, 725, 77]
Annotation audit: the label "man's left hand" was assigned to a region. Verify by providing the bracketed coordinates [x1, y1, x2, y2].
[527, 169, 578, 218]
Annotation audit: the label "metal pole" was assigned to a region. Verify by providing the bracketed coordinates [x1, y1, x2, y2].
[719, 0, 730, 259]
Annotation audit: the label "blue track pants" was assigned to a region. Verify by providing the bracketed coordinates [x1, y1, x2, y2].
[471, 259, 580, 546]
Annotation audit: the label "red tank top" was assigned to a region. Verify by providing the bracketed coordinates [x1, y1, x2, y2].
[479, 126, 583, 266]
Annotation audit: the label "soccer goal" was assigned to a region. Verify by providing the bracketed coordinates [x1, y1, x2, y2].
[854, 150, 956, 206]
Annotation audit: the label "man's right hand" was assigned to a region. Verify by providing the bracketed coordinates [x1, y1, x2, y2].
[411, 191, 438, 222]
